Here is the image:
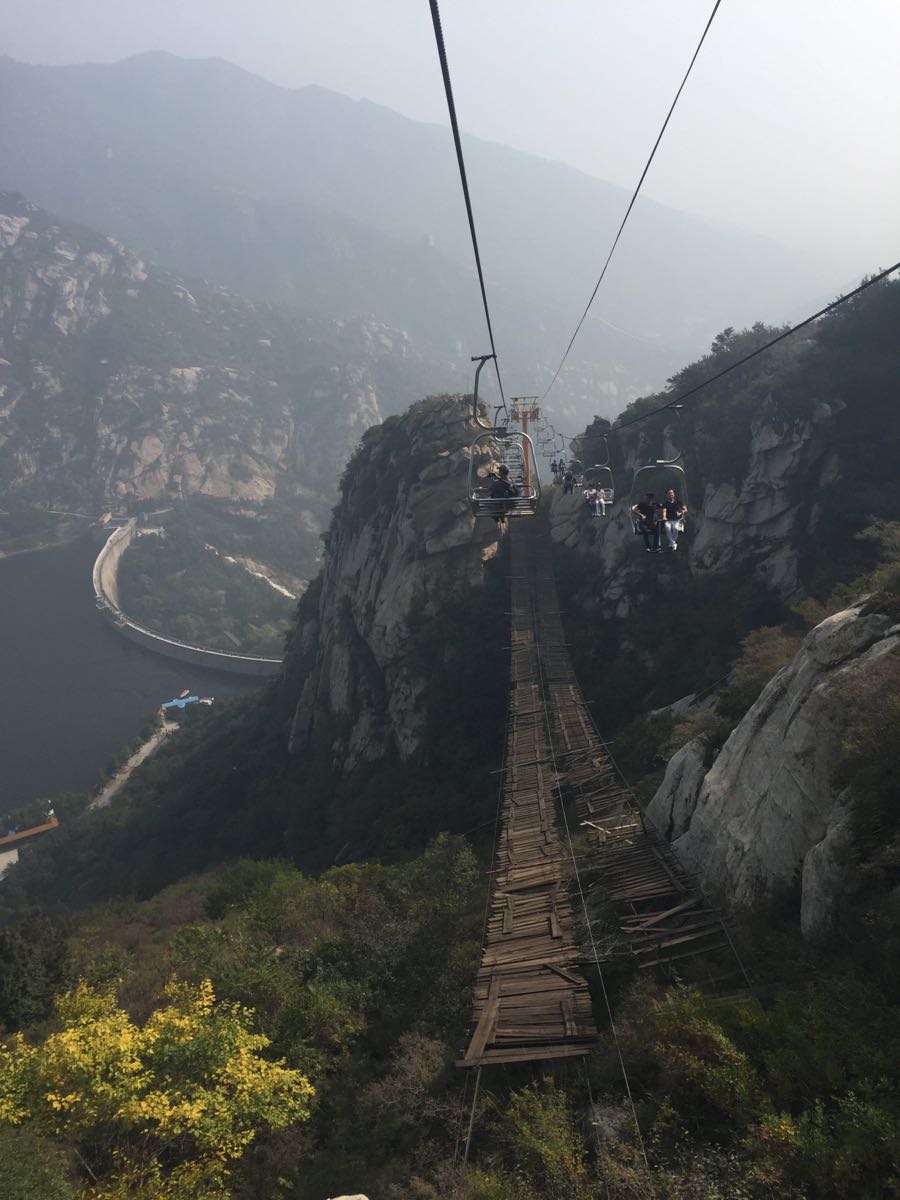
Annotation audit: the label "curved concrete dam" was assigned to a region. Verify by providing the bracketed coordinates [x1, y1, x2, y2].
[92, 520, 283, 678]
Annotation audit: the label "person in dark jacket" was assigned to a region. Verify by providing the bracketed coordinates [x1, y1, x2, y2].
[632, 492, 660, 552]
[481, 464, 519, 525]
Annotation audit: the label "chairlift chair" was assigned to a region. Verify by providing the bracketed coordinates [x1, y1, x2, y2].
[629, 457, 689, 538]
[465, 352, 540, 518]
[582, 438, 615, 508]
[467, 429, 541, 519]
[583, 465, 615, 511]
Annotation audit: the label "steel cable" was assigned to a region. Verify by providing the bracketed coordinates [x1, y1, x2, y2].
[526, 542, 651, 1169]
[611, 260, 900, 430]
[549, 260, 900, 444]
[542, 0, 723, 403]
[428, 0, 508, 415]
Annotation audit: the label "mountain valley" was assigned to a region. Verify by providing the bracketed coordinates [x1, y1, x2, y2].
[0, 52, 840, 426]
[0, 40, 899, 1200]
[3, 275, 899, 1195]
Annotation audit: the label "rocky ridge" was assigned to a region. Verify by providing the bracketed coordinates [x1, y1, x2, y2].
[0, 52, 837, 428]
[286, 395, 502, 769]
[0, 193, 423, 568]
[646, 600, 900, 939]
[549, 394, 842, 612]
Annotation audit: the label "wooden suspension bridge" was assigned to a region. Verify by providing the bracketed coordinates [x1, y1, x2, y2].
[459, 521, 747, 1069]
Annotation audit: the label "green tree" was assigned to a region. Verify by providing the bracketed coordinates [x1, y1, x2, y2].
[0, 978, 313, 1200]
[0, 914, 70, 1032]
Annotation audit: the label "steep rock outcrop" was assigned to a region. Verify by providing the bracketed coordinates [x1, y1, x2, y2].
[550, 398, 841, 610]
[287, 396, 501, 768]
[646, 602, 900, 937]
[0, 192, 426, 566]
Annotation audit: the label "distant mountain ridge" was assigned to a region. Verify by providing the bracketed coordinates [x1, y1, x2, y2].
[0, 191, 431, 576]
[0, 51, 837, 421]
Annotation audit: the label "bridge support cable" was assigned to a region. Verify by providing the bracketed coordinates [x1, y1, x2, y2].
[522, 523, 752, 993]
[459, 518, 750, 1093]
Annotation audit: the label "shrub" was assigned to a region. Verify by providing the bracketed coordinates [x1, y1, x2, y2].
[494, 1083, 593, 1200]
[0, 978, 313, 1199]
[716, 626, 802, 720]
[0, 1126, 74, 1199]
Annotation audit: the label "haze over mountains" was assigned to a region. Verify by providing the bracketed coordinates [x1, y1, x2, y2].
[0, 51, 839, 422]
[0, 191, 431, 579]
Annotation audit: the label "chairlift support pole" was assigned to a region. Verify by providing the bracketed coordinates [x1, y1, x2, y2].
[511, 396, 540, 493]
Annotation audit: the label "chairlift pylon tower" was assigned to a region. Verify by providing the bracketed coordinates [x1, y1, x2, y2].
[509, 397, 540, 492]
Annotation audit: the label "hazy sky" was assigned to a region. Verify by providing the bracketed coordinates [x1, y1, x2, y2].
[6, 0, 900, 286]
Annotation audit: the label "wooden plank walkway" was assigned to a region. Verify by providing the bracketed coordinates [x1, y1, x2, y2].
[459, 522, 746, 1069]
[527, 529, 746, 991]
[458, 533, 596, 1067]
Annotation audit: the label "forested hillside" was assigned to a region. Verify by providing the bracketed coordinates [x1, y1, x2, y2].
[3, 397, 509, 905]
[2, 287, 899, 1198]
[552, 274, 900, 724]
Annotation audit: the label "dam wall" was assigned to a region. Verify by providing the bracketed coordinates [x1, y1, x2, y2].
[91, 519, 132, 609]
[92, 520, 282, 678]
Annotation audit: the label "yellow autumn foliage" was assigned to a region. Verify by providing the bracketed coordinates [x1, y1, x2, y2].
[0, 977, 313, 1200]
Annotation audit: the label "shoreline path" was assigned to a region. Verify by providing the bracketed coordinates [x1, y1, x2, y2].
[90, 721, 177, 810]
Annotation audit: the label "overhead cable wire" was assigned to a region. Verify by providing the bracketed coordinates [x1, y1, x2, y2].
[542, 0, 723, 403]
[428, 0, 507, 413]
[549, 260, 900, 443]
[612, 260, 900, 431]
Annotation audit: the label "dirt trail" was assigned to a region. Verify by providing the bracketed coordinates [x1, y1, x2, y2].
[90, 722, 176, 809]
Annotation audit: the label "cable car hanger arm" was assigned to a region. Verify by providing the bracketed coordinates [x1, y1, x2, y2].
[428, 0, 507, 414]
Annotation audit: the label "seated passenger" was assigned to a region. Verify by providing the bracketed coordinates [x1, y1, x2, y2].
[632, 492, 659, 552]
[482, 464, 519, 525]
[662, 487, 687, 551]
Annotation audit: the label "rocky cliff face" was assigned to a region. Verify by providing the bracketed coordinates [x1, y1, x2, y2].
[0, 193, 425, 569]
[646, 600, 900, 939]
[542, 293, 900, 721]
[550, 394, 842, 612]
[286, 395, 502, 768]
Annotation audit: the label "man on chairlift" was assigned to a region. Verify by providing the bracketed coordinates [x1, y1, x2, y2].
[632, 492, 660, 552]
[661, 487, 687, 551]
[477, 464, 519, 526]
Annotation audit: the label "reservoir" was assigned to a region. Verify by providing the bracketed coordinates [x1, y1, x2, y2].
[0, 538, 265, 811]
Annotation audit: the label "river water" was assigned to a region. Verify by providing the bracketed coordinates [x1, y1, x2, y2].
[0, 538, 265, 811]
